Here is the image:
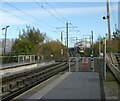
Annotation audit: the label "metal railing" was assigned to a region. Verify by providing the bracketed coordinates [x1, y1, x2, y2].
[69, 57, 103, 72]
[106, 53, 120, 82]
[106, 60, 120, 82]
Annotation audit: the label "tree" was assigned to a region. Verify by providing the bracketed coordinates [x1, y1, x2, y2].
[37, 40, 66, 61]
[12, 39, 34, 55]
[12, 26, 46, 55]
[112, 29, 120, 52]
[20, 26, 46, 45]
[113, 29, 120, 40]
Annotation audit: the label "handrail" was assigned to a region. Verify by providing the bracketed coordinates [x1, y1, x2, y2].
[106, 60, 120, 73]
[106, 58, 120, 82]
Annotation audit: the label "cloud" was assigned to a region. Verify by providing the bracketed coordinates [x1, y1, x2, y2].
[0, 12, 29, 25]
[24, 5, 118, 16]
[56, 7, 106, 15]
[0, 4, 118, 25]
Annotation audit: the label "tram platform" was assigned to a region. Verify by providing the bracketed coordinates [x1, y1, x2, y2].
[28, 72, 102, 100]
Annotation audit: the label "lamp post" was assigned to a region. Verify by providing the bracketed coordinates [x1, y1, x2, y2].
[103, 0, 111, 52]
[2, 26, 9, 54]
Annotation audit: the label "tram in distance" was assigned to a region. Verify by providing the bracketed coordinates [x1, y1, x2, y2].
[77, 45, 85, 53]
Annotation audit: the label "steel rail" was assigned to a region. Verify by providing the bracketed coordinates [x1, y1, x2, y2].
[1, 62, 69, 100]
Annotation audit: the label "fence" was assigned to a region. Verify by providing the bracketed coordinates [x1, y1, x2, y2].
[18, 55, 35, 63]
[1, 55, 18, 64]
[106, 53, 120, 82]
[1, 55, 36, 65]
[69, 57, 103, 72]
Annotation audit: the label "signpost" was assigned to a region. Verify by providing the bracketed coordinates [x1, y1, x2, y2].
[103, 38, 106, 80]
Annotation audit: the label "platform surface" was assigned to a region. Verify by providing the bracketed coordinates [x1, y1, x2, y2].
[30, 72, 101, 99]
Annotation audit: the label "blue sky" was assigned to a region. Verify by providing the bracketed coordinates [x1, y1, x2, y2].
[0, 1, 119, 47]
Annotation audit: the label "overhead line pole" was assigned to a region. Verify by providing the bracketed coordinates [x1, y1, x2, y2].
[99, 39, 101, 57]
[53, 31, 64, 44]
[91, 31, 94, 56]
[91, 31, 94, 72]
[66, 22, 68, 56]
[106, 0, 111, 52]
[61, 32, 63, 44]
[103, 0, 111, 52]
[107, 0, 111, 52]
[56, 22, 77, 61]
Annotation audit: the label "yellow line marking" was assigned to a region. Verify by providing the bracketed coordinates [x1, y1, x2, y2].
[11, 74, 59, 100]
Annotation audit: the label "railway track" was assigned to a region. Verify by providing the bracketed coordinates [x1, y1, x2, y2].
[1, 62, 36, 70]
[1, 61, 74, 101]
[1, 49, 79, 100]
[2, 62, 58, 83]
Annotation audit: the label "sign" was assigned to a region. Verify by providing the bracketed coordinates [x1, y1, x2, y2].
[82, 58, 89, 65]
[61, 49, 63, 55]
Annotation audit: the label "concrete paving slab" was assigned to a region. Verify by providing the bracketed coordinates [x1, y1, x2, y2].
[41, 72, 101, 99]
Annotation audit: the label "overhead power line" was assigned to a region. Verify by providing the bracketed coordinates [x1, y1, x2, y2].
[0, 8, 31, 23]
[4, 2, 54, 30]
[43, 0, 67, 22]
[32, 0, 65, 24]
[0, 8, 49, 30]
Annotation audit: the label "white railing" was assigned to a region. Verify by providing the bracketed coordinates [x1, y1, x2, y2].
[106, 58, 120, 82]
[69, 57, 103, 72]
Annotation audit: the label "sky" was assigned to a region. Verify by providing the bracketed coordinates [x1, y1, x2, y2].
[0, 0, 119, 47]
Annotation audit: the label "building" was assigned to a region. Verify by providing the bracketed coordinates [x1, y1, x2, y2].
[75, 40, 91, 48]
[1, 38, 15, 53]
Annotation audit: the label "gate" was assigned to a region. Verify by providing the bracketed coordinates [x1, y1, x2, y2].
[69, 57, 103, 72]
[69, 57, 78, 72]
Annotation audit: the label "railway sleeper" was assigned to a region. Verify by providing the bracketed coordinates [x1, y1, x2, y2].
[37, 78, 44, 83]
[5, 73, 21, 82]
[43, 74, 49, 79]
[35, 75, 40, 80]
[34, 74, 40, 80]
[2, 85, 10, 93]
[26, 80, 33, 85]
[2, 84, 19, 98]
[23, 77, 29, 86]
[37, 75, 43, 81]
[30, 75, 39, 82]
[9, 87, 19, 93]
[39, 73, 45, 78]
[22, 77, 28, 83]
[24, 81, 30, 86]
[26, 76, 33, 81]
[30, 77, 37, 83]
[18, 84, 26, 89]
[38, 75, 43, 80]
[17, 80, 26, 88]
[48, 70, 55, 76]
[33, 73, 38, 78]
[36, 72, 42, 78]
[0, 91, 11, 98]
[36, 75, 43, 81]
[24, 77, 34, 85]
[17, 79, 24, 86]
[10, 82, 17, 88]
